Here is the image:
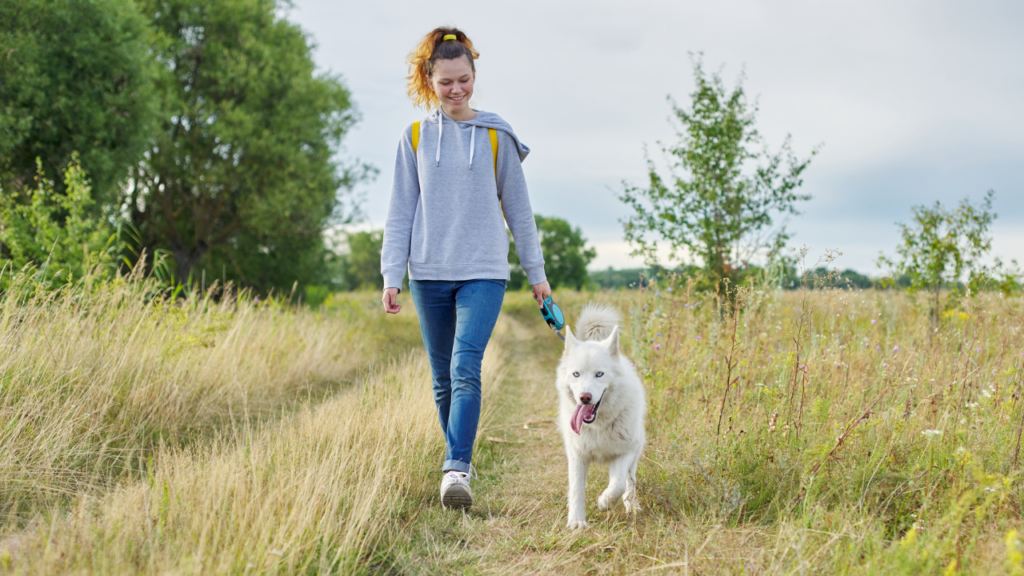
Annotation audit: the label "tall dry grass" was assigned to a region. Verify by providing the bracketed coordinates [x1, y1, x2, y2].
[615, 281, 1024, 573]
[0, 274, 419, 528]
[7, 271, 1024, 574]
[3, 335, 506, 574]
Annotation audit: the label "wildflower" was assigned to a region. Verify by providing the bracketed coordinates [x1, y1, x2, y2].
[871, 319, 876, 325]
[982, 389, 992, 399]
[883, 363, 888, 368]
[643, 307, 648, 312]
[893, 345, 899, 353]
[975, 347, 982, 352]
[767, 355, 772, 359]
[921, 429, 942, 437]
[668, 287, 673, 292]
[695, 336, 702, 341]
[629, 309, 633, 313]
[654, 345, 660, 350]
[657, 332, 661, 337]
[655, 291, 660, 296]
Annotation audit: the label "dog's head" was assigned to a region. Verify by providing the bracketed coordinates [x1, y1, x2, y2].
[560, 325, 620, 434]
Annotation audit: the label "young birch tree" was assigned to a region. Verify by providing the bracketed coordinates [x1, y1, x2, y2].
[619, 56, 817, 291]
[878, 190, 1016, 323]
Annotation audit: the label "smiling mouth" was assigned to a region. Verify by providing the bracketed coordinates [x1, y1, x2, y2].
[570, 398, 602, 435]
[448, 95, 466, 102]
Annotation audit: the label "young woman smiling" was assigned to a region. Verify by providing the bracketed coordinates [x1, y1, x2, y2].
[380, 27, 550, 510]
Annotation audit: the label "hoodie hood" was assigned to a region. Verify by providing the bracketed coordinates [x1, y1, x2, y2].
[430, 108, 530, 164]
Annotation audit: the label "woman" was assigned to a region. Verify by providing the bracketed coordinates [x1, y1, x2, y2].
[380, 27, 550, 510]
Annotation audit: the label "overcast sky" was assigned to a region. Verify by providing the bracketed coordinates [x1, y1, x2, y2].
[286, 0, 1023, 274]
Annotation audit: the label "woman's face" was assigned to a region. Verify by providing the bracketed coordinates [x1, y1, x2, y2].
[430, 56, 475, 116]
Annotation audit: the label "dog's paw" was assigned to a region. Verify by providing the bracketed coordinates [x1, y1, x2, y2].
[623, 495, 641, 515]
[598, 491, 620, 511]
[566, 519, 589, 530]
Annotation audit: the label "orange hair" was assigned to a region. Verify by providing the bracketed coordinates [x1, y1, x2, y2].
[406, 27, 480, 110]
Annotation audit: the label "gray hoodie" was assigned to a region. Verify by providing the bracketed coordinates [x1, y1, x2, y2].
[380, 108, 547, 291]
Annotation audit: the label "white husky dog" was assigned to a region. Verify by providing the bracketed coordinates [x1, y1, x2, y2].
[556, 303, 646, 529]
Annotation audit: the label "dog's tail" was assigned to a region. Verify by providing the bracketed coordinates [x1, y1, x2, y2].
[574, 303, 621, 342]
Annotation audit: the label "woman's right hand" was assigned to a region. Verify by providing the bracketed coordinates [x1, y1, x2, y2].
[382, 287, 402, 314]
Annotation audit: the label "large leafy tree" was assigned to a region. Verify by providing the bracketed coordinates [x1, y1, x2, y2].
[509, 215, 596, 290]
[619, 56, 816, 290]
[0, 0, 157, 203]
[125, 0, 368, 290]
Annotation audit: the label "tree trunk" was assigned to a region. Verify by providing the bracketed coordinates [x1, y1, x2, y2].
[173, 246, 205, 286]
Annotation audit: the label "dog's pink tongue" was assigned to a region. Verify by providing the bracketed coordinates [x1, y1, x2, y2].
[571, 404, 584, 435]
[570, 404, 598, 435]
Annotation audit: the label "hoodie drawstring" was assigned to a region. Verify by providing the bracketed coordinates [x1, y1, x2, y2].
[435, 114, 443, 167]
[434, 111, 478, 169]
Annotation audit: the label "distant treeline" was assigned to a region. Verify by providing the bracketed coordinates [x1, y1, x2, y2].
[588, 266, 907, 291]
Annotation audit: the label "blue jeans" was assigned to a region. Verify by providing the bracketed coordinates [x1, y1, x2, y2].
[409, 279, 506, 473]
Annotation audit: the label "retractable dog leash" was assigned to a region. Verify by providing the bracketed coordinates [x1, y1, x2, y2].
[539, 296, 566, 341]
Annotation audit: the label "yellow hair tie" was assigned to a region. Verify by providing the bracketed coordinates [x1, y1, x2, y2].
[443, 34, 457, 41]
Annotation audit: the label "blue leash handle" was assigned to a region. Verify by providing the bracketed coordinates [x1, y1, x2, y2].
[540, 296, 566, 341]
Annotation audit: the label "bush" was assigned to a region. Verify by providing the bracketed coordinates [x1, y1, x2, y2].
[0, 156, 117, 289]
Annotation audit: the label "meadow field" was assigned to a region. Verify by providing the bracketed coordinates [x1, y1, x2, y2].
[2, 275, 1024, 574]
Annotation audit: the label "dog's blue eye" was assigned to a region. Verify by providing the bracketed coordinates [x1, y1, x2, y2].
[596, 372, 604, 377]
[572, 371, 580, 377]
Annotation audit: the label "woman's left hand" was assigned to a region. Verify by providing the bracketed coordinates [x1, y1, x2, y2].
[531, 280, 551, 307]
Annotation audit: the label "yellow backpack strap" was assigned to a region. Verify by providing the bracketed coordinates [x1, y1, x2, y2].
[411, 121, 420, 154]
[489, 128, 498, 183]
[489, 127, 505, 222]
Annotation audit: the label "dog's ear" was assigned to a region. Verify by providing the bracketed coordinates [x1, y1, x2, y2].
[602, 325, 620, 357]
[564, 326, 576, 354]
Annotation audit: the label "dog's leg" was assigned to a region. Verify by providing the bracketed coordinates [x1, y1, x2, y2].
[566, 452, 589, 529]
[598, 455, 630, 511]
[623, 453, 641, 514]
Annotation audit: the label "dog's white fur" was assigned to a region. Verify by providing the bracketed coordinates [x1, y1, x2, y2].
[556, 303, 646, 529]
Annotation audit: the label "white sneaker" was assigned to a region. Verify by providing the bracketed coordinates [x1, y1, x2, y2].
[440, 469, 475, 510]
